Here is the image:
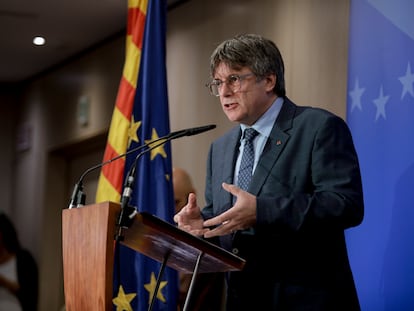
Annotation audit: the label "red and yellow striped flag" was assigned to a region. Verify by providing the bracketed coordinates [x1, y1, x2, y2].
[95, 0, 148, 203]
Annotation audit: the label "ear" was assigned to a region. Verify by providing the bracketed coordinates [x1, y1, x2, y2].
[264, 74, 276, 92]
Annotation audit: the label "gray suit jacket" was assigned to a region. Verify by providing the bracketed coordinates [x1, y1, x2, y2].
[202, 98, 363, 311]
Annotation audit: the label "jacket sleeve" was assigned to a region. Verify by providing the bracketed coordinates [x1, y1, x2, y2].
[256, 112, 364, 233]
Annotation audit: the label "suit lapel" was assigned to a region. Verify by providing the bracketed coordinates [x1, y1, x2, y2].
[218, 127, 241, 214]
[249, 99, 296, 195]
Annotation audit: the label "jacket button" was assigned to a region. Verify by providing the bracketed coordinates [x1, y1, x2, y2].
[232, 248, 239, 255]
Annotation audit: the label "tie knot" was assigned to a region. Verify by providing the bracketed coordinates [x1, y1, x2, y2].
[244, 128, 258, 142]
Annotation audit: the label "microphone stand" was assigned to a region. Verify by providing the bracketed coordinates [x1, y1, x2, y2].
[68, 133, 178, 209]
[68, 124, 216, 209]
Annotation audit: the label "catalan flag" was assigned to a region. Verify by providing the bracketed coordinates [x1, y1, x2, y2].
[346, 0, 414, 309]
[96, 0, 178, 310]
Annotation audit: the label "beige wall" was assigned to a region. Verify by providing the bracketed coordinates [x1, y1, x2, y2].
[2, 0, 350, 310]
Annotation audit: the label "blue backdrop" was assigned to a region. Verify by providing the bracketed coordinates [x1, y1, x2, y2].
[346, 0, 414, 310]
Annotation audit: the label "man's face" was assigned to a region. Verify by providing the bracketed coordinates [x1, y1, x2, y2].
[213, 63, 277, 126]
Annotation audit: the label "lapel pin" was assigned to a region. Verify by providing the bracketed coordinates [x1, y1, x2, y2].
[276, 140, 282, 145]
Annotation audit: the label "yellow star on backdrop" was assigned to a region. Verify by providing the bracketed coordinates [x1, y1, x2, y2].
[128, 116, 141, 147]
[145, 128, 167, 160]
[144, 272, 168, 304]
[112, 285, 137, 311]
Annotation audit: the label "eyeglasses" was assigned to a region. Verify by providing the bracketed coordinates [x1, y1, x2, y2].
[205, 73, 255, 97]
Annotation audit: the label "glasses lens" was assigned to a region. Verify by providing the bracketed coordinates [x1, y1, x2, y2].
[206, 81, 220, 96]
[211, 83, 219, 96]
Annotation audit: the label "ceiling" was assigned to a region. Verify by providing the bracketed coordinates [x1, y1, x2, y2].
[0, 0, 187, 84]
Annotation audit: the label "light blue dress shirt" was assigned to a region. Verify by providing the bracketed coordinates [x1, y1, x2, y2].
[233, 97, 283, 186]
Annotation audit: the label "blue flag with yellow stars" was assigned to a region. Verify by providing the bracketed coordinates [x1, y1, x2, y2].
[111, 0, 178, 310]
[346, 0, 414, 310]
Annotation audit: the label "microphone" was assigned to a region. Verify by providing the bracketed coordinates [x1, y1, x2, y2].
[115, 124, 216, 239]
[168, 124, 216, 138]
[67, 124, 216, 209]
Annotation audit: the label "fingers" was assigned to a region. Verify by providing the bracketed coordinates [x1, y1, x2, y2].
[202, 182, 242, 228]
[173, 213, 179, 223]
[189, 227, 210, 237]
[174, 193, 198, 218]
[202, 183, 256, 238]
[203, 219, 237, 238]
[176, 182, 253, 238]
[202, 183, 238, 236]
[203, 211, 229, 228]
[222, 182, 240, 196]
[203, 210, 239, 238]
[174, 193, 206, 237]
[186, 193, 198, 211]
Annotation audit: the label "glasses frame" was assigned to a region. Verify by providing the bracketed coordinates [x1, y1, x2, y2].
[205, 73, 255, 97]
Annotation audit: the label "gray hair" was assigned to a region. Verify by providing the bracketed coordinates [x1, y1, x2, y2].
[209, 34, 286, 97]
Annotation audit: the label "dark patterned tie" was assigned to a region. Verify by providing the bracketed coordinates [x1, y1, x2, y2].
[237, 128, 259, 191]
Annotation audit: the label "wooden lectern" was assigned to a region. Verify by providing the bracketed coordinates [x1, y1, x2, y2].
[62, 201, 245, 311]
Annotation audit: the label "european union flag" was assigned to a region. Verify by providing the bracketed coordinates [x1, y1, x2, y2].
[346, 1, 414, 310]
[112, 0, 178, 310]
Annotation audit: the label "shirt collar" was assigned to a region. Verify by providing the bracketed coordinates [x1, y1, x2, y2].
[240, 97, 284, 138]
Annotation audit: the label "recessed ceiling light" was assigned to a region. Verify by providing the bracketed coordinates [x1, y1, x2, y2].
[33, 36, 46, 46]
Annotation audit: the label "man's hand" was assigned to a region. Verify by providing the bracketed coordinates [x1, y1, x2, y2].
[174, 193, 208, 236]
[203, 182, 257, 238]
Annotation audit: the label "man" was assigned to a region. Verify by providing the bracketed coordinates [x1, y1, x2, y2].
[174, 34, 364, 311]
[172, 167, 224, 311]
